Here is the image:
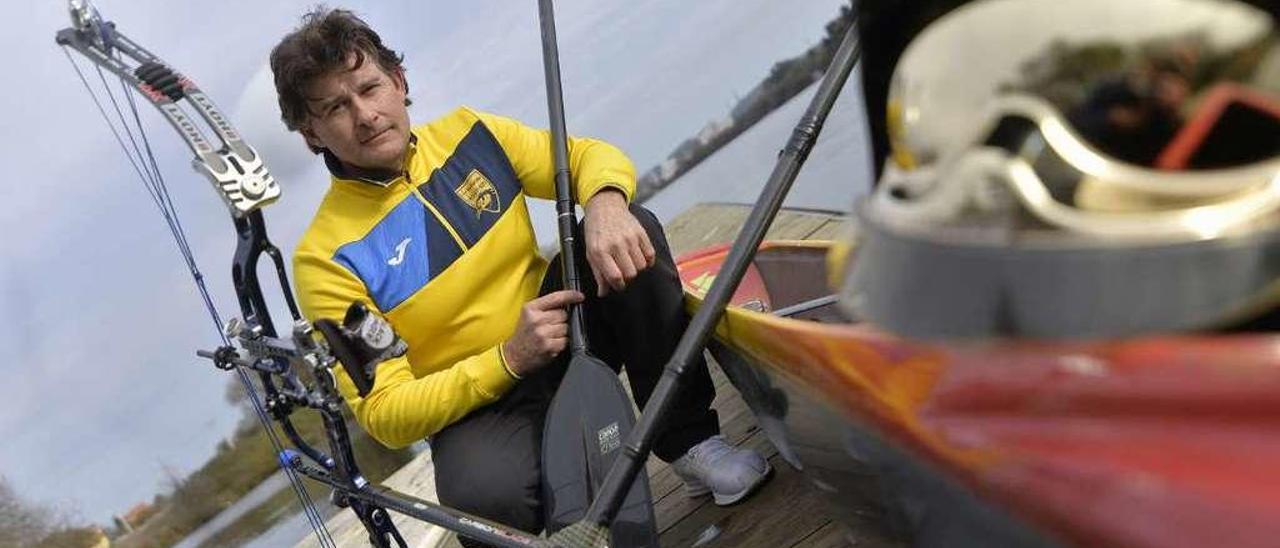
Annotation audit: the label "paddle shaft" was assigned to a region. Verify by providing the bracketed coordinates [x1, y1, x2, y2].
[582, 18, 864, 528]
[538, 0, 588, 353]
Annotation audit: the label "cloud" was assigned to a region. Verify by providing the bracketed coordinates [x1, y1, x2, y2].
[232, 63, 318, 189]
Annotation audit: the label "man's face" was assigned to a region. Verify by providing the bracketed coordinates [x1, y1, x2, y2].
[301, 54, 410, 173]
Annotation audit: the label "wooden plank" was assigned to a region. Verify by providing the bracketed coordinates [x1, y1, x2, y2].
[793, 519, 904, 548]
[802, 218, 852, 241]
[665, 204, 750, 255]
[665, 204, 845, 257]
[765, 212, 837, 242]
[793, 522, 855, 548]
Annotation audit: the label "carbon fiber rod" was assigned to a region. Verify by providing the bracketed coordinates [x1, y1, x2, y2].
[578, 14, 864, 532]
[538, 0, 589, 352]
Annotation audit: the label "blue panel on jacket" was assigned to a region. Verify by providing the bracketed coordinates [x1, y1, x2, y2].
[333, 196, 459, 312]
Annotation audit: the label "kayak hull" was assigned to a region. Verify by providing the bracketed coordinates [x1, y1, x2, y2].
[679, 240, 1280, 548]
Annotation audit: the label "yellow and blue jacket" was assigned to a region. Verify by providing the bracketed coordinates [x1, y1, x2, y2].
[293, 107, 635, 448]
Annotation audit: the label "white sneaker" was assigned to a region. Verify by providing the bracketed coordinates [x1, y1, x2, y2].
[671, 435, 772, 506]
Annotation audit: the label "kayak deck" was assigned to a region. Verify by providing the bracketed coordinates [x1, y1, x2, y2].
[300, 204, 881, 547]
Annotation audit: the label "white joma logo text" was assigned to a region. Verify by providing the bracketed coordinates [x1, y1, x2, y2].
[387, 238, 411, 266]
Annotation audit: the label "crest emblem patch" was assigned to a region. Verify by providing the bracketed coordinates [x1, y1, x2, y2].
[455, 169, 501, 217]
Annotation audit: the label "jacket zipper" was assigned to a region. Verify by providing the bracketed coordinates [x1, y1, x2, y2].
[403, 172, 470, 252]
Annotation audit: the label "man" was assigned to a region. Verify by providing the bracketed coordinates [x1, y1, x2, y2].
[270, 8, 770, 541]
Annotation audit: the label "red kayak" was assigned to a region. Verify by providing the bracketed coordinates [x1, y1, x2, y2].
[678, 240, 1280, 548]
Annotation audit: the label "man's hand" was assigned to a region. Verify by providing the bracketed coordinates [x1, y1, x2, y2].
[583, 189, 656, 296]
[502, 290, 584, 376]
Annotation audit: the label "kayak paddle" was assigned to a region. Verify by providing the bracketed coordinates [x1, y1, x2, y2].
[535, 1, 660, 546]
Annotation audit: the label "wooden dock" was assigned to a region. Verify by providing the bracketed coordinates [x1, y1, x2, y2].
[303, 204, 885, 548]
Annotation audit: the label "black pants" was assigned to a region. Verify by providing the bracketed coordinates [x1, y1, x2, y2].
[431, 204, 720, 541]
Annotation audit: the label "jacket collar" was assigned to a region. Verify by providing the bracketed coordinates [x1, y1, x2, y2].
[322, 133, 418, 187]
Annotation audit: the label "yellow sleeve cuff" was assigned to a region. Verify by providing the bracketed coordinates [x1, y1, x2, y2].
[591, 183, 633, 204]
[461, 345, 520, 399]
[497, 343, 523, 380]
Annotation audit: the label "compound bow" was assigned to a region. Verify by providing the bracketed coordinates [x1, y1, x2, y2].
[55, 2, 543, 546]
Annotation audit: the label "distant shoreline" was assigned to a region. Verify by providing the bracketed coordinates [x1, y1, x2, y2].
[635, 1, 855, 202]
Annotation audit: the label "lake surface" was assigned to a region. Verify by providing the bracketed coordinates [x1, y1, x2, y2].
[174, 471, 296, 548]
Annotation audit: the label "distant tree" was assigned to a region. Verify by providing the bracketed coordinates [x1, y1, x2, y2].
[34, 526, 104, 548]
[0, 475, 53, 546]
[0, 476, 99, 547]
[823, 2, 855, 49]
[158, 461, 187, 495]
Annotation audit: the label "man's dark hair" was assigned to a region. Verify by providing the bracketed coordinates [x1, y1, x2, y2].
[270, 8, 409, 136]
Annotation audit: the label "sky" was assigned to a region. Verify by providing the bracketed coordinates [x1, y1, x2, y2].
[0, 0, 854, 524]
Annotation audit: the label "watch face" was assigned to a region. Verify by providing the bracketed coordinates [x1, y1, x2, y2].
[358, 316, 395, 350]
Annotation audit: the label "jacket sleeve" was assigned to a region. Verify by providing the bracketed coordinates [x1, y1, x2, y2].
[469, 108, 637, 203]
[293, 247, 517, 448]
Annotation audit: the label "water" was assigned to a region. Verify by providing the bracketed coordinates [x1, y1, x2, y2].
[240, 504, 338, 548]
[174, 472, 299, 548]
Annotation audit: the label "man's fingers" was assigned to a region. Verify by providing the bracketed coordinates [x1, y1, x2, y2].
[535, 323, 568, 341]
[593, 267, 609, 297]
[639, 232, 657, 268]
[533, 289, 584, 310]
[594, 253, 625, 294]
[627, 236, 649, 274]
[546, 308, 568, 325]
[613, 248, 638, 289]
[602, 251, 630, 292]
[546, 336, 568, 354]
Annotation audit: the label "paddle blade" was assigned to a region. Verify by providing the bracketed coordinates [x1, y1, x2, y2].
[542, 353, 658, 547]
